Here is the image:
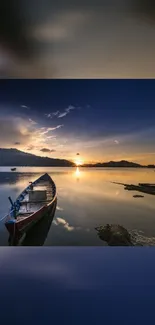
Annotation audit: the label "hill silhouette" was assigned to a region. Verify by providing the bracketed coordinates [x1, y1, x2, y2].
[0, 149, 154, 168]
[0, 148, 74, 167]
[82, 160, 155, 168]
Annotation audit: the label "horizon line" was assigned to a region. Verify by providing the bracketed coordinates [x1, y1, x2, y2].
[0, 148, 155, 166]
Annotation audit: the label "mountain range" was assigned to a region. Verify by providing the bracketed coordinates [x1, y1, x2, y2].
[0, 149, 154, 168]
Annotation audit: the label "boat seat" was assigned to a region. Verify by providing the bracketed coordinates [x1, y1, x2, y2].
[28, 190, 47, 202]
[20, 199, 52, 205]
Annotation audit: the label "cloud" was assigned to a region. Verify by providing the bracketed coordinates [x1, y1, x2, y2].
[56, 217, 67, 225]
[0, 115, 58, 153]
[21, 105, 29, 109]
[56, 206, 64, 211]
[133, 1, 155, 24]
[40, 148, 56, 153]
[45, 111, 60, 119]
[29, 118, 37, 125]
[58, 112, 68, 118]
[45, 113, 52, 118]
[45, 106, 76, 120]
[58, 105, 76, 118]
[34, 24, 69, 42]
[3, 1, 155, 79]
[54, 217, 81, 232]
[32, 11, 91, 43]
[53, 220, 59, 226]
[39, 125, 63, 135]
[66, 105, 75, 112]
[0, 114, 64, 156]
[46, 135, 57, 139]
[55, 217, 74, 231]
[26, 145, 45, 151]
[114, 140, 119, 144]
[27, 145, 35, 151]
[53, 111, 60, 116]
[64, 224, 75, 232]
[0, 116, 32, 147]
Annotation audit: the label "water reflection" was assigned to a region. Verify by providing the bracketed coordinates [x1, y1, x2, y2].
[21, 200, 57, 246]
[75, 167, 80, 181]
[56, 206, 64, 211]
[53, 217, 76, 232]
[0, 167, 155, 246]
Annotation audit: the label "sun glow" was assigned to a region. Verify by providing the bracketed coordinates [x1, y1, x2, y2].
[75, 159, 83, 166]
[75, 166, 80, 178]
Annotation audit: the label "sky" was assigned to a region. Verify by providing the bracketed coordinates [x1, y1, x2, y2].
[1, 0, 155, 78]
[0, 79, 155, 165]
[1, 247, 155, 324]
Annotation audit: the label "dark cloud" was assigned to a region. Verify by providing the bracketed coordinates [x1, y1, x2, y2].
[14, 142, 20, 145]
[0, 0, 55, 77]
[40, 148, 56, 153]
[133, 0, 155, 23]
[0, 117, 31, 146]
[1, 0, 155, 78]
[0, 0, 34, 59]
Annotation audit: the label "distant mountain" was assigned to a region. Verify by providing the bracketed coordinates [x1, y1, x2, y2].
[82, 160, 144, 168]
[147, 164, 155, 168]
[0, 148, 74, 167]
[0, 149, 154, 168]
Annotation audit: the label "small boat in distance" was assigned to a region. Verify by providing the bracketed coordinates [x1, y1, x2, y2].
[11, 168, 16, 171]
[4, 173, 57, 245]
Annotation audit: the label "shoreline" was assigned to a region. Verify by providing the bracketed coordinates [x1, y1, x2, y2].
[0, 166, 154, 169]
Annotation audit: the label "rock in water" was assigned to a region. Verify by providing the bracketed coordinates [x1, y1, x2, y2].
[95, 224, 133, 246]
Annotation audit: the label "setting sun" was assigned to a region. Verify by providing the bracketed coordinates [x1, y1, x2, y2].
[75, 159, 83, 166]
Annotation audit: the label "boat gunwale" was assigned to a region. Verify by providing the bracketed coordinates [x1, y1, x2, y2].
[4, 173, 57, 225]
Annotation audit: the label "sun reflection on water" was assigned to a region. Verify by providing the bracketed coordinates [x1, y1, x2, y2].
[74, 167, 81, 182]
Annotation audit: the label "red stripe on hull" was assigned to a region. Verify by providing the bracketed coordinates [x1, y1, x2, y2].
[5, 198, 56, 243]
[17, 205, 47, 231]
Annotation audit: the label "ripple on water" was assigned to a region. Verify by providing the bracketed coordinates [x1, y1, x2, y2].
[130, 229, 155, 246]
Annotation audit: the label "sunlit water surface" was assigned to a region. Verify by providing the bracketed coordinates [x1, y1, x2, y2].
[0, 167, 155, 246]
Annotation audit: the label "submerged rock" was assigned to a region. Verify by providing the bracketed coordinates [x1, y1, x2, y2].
[95, 224, 155, 246]
[95, 224, 133, 246]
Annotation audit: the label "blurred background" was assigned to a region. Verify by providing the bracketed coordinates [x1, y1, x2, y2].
[0, 0, 155, 78]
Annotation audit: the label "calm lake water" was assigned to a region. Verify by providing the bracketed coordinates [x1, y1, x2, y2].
[0, 167, 155, 246]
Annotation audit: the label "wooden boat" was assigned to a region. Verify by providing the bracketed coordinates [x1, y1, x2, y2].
[11, 168, 16, 171]
[20, 200, 57, 246]
[4, 173, 57, 245]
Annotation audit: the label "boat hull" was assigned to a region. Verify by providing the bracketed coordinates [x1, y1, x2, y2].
[4, 173, 57, 245]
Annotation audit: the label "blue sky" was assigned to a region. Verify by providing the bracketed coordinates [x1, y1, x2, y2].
[0, 79, 155, 164]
